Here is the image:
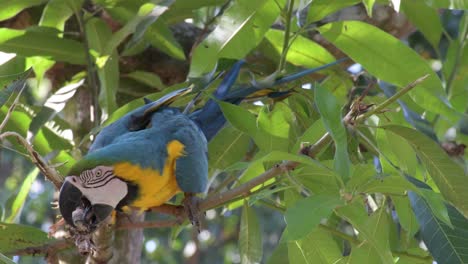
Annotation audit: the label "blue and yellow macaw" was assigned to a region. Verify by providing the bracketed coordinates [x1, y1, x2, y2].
[58, 59, 345, 231]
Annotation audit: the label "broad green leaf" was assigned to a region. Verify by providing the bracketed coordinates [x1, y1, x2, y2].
[392, 196, 420, 238]
[25, 56, 54, 86]
[40, 0, 83, 30]
[409, 190, 468, 264]
[383, 125, 468, 217]
[0, 252, 14, 264]
[256, 103, 293, 152]
[0, 0, 47, 21]
[218, 100, 258, 138]
[336, 200, 394, 264]
[346, 164, 377, 193]
[209, 125, 250, 169]
[362, 0, 376, 16]
[318, 21, 453, 118]
[376, 128, 418, 176]
[86, 18, 119, 114]
[0, 27, 86, 65]
[347, 243, 382, 264]
[419, 189, 453, 228]
[285, 194, 344, 240]
[315, 84, 350, 180]
[266, 242, 288, 264]
[0, 222, 52, 253]
[292, 119, 326, 152]
[0, 68, 31, 107]
[294, 164, 342, 195]
[125, 2, 181, 58]
[265, 29, 336, 69]
[6, 168, 39, 223]
[123, 71, 165, 89]
[189, 0, 285, 77]
[287, 227, 343, 264]
[401, 0, 443, 48]
[142, 19, 185, 60]
[239, 202, 263, 264]
[307, 0, 360, 23]
[357, 174, 419, 196]
[104, 3, 163, 58]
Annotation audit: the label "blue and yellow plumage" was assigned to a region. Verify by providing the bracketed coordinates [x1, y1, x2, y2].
[58, 59, 345, 230]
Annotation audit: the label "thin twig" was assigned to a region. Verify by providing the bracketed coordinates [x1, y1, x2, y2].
[277, 0, 295, 73]
[355, 74, 430, 122]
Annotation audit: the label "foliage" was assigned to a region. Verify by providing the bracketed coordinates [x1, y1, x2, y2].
[0, 0, 467, 263]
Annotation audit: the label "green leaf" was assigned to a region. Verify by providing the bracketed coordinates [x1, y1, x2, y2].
[285, 194, 343, 240]
[315, 84, 350, 180]
[189, 0, 285, 77]
[307, 0, 360, 23]
[142, 19, 185, 60]
[126, 1, 172, 46]
[256, 103, 293, 152]
[239, 202, 263, 264]
[0, 27, 86, 64]
[362, 0, 376, 16]
[0, 68, 31, 107]
[209, 125, 251, 169]
[160, 0, 227, 23]
[265, 29, 336, 68]
[123, 70, 165, 89]
[401, 0, 443, 48]
[347, 243, 382, 264]
[356, 174, 419, 196]
[0, 222, 52, 253]
[419, 189, 453, 228]
[336, 200, 394, 264]
[294, 164, 342, 195]
[0, 0, 47, 21]
[40, 0, 83, 30]
[287, 227, 343, 264]
[318, 21, 453, 119]
[86, 18, 119, 114]
[409, 190, 468, 264]
[0, 252, 15, 264]
[6, 168, 39, 223]
[217, 100, 257, 134]
[104, 3, 164, 57]
[392, 196, 420, 238]
[383, 125, 468, 218]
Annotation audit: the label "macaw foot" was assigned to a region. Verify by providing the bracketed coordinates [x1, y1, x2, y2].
[183, 193, 202, 232]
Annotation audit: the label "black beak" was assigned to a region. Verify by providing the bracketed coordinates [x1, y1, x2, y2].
[59, 179, 115, 231]
[59, 179, 83, 228]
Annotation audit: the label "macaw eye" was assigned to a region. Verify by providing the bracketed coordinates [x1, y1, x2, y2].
[95, 169, 102, 177]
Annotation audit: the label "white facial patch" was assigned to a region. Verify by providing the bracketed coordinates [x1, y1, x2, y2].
[67, 165, 128, 208]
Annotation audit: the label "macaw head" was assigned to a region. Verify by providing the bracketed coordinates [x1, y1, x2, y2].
[59, 161, 128, 231]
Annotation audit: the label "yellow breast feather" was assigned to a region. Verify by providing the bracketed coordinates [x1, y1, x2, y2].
[113, 140, 186, 209]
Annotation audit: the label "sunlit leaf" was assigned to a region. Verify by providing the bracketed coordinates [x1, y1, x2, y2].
[287, 227, 343, 263]
[383, 125, 468, 217]
[315, 84, 351, 180]
[189, 0, 285, 77]
[285, 194, 343, 240]
[6, 168, 39, 223]
[239, 202, 263, 264]
[0, 0, 47, 21]
[0, 27, 86, 64]
[318, 21, 454, 119]
[0, 222, 53, 253]
[401, 0, 443, 48]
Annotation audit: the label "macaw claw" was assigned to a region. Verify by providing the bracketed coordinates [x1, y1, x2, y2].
[183, 193, 202, 232]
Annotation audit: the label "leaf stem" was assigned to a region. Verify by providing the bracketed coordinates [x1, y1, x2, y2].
[278, 0, 295, 73]
[355, 74, 429, 122]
